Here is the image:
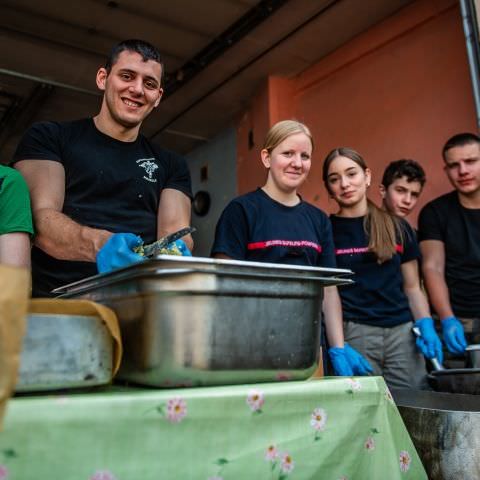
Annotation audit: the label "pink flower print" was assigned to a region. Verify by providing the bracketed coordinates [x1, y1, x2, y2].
[280, 451, 295, 474]
[166, 397, 187, 423]
[246, 389, 264, 412]
[364, 436, 375, 451]
[310, 407, 327, 431]
[0, 465, 8, 480]
[275, 372, 292, 381]
[345, 378, 361, 391]
[385, 388, 394, 404]
[399, 450, 411, 472]
[264, 444, 278, 462]
[89, 471, 116, 480]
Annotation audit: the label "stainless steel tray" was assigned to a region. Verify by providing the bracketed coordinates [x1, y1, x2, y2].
[16, 314, 114, 392]
[55, 256, 353, 387]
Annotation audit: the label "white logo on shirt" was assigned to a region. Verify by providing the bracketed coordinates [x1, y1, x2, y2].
[136, 158, 158, 183]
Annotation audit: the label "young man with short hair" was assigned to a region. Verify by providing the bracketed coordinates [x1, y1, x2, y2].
[418, 133, 480, 355]
[380, 159, 426, 219]
[12, 39, 193, 296]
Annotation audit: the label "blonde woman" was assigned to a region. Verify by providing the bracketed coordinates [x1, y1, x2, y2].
[211, 121, 371, 376]
[322, 147, 443, 388]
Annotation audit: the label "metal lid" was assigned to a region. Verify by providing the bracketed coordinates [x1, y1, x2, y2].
[52, 255, 354, 295]
[466, 344, 480, 351]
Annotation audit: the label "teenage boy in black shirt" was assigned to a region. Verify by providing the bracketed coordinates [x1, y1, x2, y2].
[12, 39, 193, 296]
[418, 133, 480, 354]
[380, 159, 426, 220]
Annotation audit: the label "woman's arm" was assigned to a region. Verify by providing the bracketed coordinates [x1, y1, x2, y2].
[401, 259, 431, 319]
[322, 286, 344, 348]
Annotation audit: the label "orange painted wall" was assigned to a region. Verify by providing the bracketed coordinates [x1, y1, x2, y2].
[236, 0, 477, 226]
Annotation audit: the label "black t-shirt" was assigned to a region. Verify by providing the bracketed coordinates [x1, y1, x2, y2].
[330, 215, 419, 327]
[211, 188, 336, 268]
[12, 118, 192, 296]
[418, 191, 480, 317]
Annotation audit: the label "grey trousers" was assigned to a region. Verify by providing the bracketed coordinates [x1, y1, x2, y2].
[344, 321, 427, 390]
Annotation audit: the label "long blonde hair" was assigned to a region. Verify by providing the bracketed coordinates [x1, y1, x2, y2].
[322, 147, 402, 263]
[263, 120, 314, 153]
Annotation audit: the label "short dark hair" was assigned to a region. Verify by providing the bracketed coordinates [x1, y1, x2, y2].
[105, 39, 164, 83]
[442, 132, 480, 160]
[381, 159, 426, 189]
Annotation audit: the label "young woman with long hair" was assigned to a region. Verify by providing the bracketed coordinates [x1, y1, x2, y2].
[322, 147, 443, 388]
[211, 121, 372, 377]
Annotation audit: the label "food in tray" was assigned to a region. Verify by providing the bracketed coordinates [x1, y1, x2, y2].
[134, 242, 182, 257]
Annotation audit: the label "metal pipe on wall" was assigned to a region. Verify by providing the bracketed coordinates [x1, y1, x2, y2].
[460, 0, 480, 130]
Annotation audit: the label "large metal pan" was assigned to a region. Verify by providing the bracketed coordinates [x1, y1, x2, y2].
[412, 326, 480, 394]
[427, 367, 480, 395]
[392, 388, 480, 480]
[53, 256, 353, 387]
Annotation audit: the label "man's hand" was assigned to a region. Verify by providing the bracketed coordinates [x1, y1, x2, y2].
[414, 317, 444, 362]
[328, 347, 354, 376]
[96, 233, 144, 273]
[441, 316, 467, 355]
[343, 344, 373, 375]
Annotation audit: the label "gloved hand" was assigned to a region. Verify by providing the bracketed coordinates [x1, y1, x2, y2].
[328, 347, 354, 376]
[414, 317, 444, 363]
[169, 239, 192, 256]
[344, 343, 373, 375]
[441, 316, 467, 355]
[96, 233, 144, 273]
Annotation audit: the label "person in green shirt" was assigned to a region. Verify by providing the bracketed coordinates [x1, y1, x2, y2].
[0, 165, 33, 268]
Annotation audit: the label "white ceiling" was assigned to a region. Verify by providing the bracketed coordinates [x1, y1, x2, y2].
[0, 0, 413, 159]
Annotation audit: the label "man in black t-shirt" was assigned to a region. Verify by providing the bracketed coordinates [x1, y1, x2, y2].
[12, 39, 193, 296]
[418, 133, 480, 354]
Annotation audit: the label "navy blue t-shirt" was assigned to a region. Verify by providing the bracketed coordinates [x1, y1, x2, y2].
[211, 188, 336, 268]
[330, 215, 419, 327]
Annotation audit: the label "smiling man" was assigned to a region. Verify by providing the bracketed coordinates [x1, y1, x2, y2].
[418, 133, 480, 356]
[12, 39, 193, 296]
[380, 159, 426, 219]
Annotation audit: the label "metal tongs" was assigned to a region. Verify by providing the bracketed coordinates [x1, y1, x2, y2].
[135, 226, 196, 258]
[412, 326, 445, 371]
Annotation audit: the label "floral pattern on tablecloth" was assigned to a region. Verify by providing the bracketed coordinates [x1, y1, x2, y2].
[89, 470, 117, 480]
[345, 378, 362, 395]
[147, 396, 188, 423]
[399, 450, 411, 473]
[385, 388, 394, 404]
[166, 397, 187, 423]
[310, 407, 327, 441]
[246, 389, 264, 414]
[264, 445, 295, 479]
[364, 436, 376, 451]
[0, 376, 428, 479]
[208, 457, 231, 479]
[0, 465, 8, 480]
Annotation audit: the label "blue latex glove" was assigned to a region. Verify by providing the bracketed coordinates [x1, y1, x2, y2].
[96, 233, 144, 273]
[414, 317, 444, 362]
[441, 316, 467, 355]
[328, 347, 354, 376]
[169, 239, 192, 256]
[344, 343, 373, 375]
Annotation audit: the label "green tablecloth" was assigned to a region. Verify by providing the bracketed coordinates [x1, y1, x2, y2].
[0, 377, 426, 479]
